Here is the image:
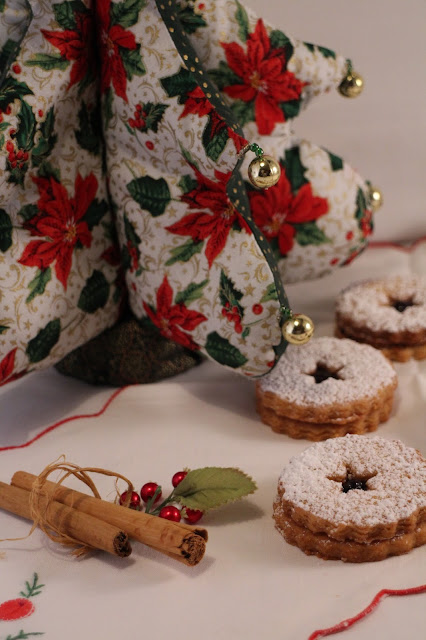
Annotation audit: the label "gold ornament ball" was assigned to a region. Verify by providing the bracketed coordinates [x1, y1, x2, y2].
[248, 155, 281, 189]
[338, 70, 364, 98]
[369, 186, 383, 212]
[282, 314, 315, 345]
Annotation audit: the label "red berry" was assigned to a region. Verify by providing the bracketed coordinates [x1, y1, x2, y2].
[235, 322, 243, 334]
[10, 160, 17, 168]
[6, 141, 13, 153]
[330, 257, 339, 266]
[252, 303, 263, 315]
[5, 106, 11, 115]
[225, 301, 230, 309]
[139, 119, 146, 128]
[267, 360, 275, 367]
[12, 63, 21, 74]
[128, 118, 136, 128]
[172, 471, 187, 487]
[232, 305, 239, 314]
[0, 115, 3, 123]
[119, 490, 141, 509]
[0, 598, 34, 621]
[145, 141, 154, 150]
[346, 231, 354, 241]
[221, 308, 227, 317]
[136, 103, 142, 112]
[23, 151, 29, 161]
[18, 162, 25, 169]
[38, 109, 44, 118]
[17, 149, 24, 160]
[9, 128, 16, 136]
[140, 482, 162, 503]
[184, 508, 203, 524]
[198, 3, 205, 9]
[159, 505, 181, 522]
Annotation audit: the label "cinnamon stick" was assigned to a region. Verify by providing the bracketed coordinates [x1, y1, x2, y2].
[12, 471, 207, 566]
[0, 482, 131, 558]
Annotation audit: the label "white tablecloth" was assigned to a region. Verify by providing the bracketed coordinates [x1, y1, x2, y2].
[1, 240, 425, 640]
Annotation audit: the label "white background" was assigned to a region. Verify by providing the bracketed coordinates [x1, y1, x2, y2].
[245, 0, 426, 242]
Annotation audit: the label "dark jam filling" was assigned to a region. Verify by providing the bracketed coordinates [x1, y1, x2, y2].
[341, 477, 368, 493]
[391, 299, 415, 313]
[311, 365, 341, 384]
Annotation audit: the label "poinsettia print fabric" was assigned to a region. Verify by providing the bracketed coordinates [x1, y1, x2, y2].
[101, 0, 286, 377]
[0, 0, 124, 383]
[180, 0, 374, 283]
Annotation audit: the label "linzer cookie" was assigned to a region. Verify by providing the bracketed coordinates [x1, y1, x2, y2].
[273, 435, 426, 562]
[335, 275, 426, 361]
[256, 337, 397, 440]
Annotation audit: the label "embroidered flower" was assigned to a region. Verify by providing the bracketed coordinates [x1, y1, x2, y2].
[220, 20, 304, 134]
[248, 167, 328, 255]
[18, 174, 97, 289]
[166, 168, 251, 267]
[143, 276, 207, 350]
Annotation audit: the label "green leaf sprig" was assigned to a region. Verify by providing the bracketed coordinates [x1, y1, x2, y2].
[145, 467, 257, 516]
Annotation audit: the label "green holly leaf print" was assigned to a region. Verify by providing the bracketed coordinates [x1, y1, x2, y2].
[205, 332, 248, 368]
[121, 45, 146, 80]
[0, 39, 18, 74]
[165, 239, 204, 266]
[0, 1, 6, 13]
[235, 1, 249, 42]
[36, 161, 60, 181]
[202, 115, 229, 162]
[124, 215, 141, 245]
[280, 99, 301, 120]
[18, 204, 38, 222]
[294, 221, 330, 246]
[26, 318, 61, 363]
[178, 5, 207, 34]
[173, 467, 257, 511]
[282, 147, 308, 193]
[304, 42, 315, 53]
[328, 151, 344, 172]
[16, 100, 37, 151]
[209, 60, 240, 91]
[75, 102, 101, 155]
[25, 53, 70, 71]
[0, 209, 12, 252]
[26, 268, 52, 303]
[82, 199, 109, 230]
[78, 271, 110, 313]
[355, 187, 368, 221]
[260, 283, 278, 303]
[111, 0, 146, 29]
[219, 270, 244, 316]
[53, 0, 88, 30]
[103, 87, 114, 129]
[161, 67, 197, 103]
[175, 280, 208, 305]
[0, 325, 9, 334]
[127, 176, 171, 216]
[32, 107, 57, 166]
[178, 174, 198, 194]
[269, 29, 294, 64]
[230, 100, 255, 126]
[0, 77, 33, 110]
[143, 102, 169, 133]
[318, 45, 336, 59]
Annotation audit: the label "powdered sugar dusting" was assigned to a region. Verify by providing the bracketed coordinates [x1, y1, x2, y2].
[336, 275, 426, 332]
[278, 435, 426, 527]
[259, 337, 396, 407]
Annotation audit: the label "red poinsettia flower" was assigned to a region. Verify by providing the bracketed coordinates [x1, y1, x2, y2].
[166, 168, 251, 268]
[42, 10, 94, 90]
[96, 0, 137, 101]
[360, 209, 373, 237]
[18, 174, 97, 289]
[249, 168, 328, 255]
[221, 19, 304, 135]
[180, 86, 214, 119]
[143, 276, 207, 350]
[0, 348, 25, 387]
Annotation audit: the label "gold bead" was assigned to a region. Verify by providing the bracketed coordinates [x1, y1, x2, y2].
[248, 155, 281, 189]
[282, 314, 314, 345]
[369, 185, 383, 212]
[338, 70, 364, 98]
